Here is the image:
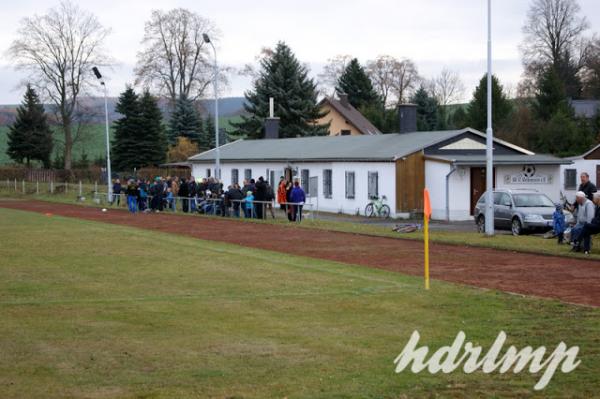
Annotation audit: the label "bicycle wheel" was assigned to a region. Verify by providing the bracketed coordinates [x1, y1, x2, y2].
[381, 205, 391, 219]
[365, 203, 375, 217]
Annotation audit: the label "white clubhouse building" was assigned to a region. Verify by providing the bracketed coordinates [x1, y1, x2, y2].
[188, 127, 570, 221]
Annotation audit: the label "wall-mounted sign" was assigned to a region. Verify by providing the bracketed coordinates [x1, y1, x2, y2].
[504, 165, 553, 184]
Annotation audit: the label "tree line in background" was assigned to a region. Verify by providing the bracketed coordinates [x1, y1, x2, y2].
[5, 0, 600, 170]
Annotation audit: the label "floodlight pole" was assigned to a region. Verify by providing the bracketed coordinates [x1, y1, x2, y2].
[204, 34, 220, 180]
[92, 67, 112, 202]
[485, 0, 495, 236]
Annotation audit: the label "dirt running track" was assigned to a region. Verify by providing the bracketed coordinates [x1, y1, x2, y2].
[2, 200, 600, 307]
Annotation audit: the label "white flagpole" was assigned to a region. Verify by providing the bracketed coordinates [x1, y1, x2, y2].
[485, 0, 495, 236]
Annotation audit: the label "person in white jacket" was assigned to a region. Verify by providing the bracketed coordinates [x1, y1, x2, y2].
[571, 191, 595, 252]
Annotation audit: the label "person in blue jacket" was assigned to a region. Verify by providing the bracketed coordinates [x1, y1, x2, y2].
[553, 203, 565, 244]
[244, 191, 254, 218]
[290, 180, 306, 222]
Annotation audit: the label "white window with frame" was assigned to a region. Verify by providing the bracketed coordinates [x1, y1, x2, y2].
[301, 169, 310, 194]
[564, 169, 577, 190]
[368, 171, 379, 199]
[244, 169, 252, 181]
[323, 169, 332, 199]
[345, 171, 355, 199]
[231, 169, 239, 185]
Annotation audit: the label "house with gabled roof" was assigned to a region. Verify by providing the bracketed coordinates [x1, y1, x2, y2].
[560, 142, 600, 200]
[316, 94, 381, 136]
[189, 111, 570, 220]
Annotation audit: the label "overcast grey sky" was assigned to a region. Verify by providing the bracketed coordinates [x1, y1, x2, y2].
[0, 0, 599, 104]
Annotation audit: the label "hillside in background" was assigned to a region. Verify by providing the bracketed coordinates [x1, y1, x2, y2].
[0, 96, 247, 126]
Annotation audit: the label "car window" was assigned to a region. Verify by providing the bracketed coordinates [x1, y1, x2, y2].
[500, 194, 512, 206]
[512, 194, 554, 207]
[493, 192, 502, 205]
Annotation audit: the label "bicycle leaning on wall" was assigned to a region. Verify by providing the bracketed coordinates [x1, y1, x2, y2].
[365, 195, 390, 219]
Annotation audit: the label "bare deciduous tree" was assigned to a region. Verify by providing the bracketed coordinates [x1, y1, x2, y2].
[366, 55, 397, 107]
[7, 0, 110, 170]
[366, 55, 420, 106]
[521, 0, 589, 67]
[317, 54, 353, 97]
[390, 58, 420, 105]
[581, 35, 600, 98]
[237, 47, 275, 84]
[134, 8, 227, 103]
[427, 68, 466, 106]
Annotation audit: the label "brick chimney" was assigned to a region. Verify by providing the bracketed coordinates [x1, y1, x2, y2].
[338, 93, 349, 107]
[264, 97, 280, 139]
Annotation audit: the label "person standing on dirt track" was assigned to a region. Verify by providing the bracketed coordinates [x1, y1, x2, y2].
[189, 178, 198, 212]
[579, 193, 600, 255]
[228, 184, 244, 218]
[112, 179, 122, 206]
[125, 179, 138, 213]
[290, 179, 306, 222]
[254, 177, 267, 219]
[578, 173, 597, 202]
[179, 178, 189, 213]
[277, 177, 287, 211]
[285, 180, 294, 222]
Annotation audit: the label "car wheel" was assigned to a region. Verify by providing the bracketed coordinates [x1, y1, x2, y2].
[476, 216, 485, 233]
[511, 218, 523, 236]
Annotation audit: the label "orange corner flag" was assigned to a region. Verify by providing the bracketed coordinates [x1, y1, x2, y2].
[424, 188, 432, 220]
[423, 188, 431, 290]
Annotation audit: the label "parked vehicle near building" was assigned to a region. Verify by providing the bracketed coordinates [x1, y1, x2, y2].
[474, 189, 573, 236]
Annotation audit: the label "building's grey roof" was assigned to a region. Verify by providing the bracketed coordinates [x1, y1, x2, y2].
[426, 154, 572, 166]
[189, 128, 536, 163]
[579, 143, 600, 159]
[190, 129, 471, 163]
[159, 161, 192, 168]
[320, 96, 381, 135]
[571, 99, 600, 119]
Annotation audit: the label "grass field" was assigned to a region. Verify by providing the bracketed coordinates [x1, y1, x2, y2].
[0, 207, 599, 398]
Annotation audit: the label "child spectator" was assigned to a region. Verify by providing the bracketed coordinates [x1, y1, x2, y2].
[553, 204, 565, 244]
[244, 191, 254, 218]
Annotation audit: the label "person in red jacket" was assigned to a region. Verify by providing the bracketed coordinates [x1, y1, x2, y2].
[277, 177, 287, 211]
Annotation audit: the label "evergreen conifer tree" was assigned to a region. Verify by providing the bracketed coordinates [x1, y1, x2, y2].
[168, 95, 202, 144]
[111, 87, 141, 171]
[7, 84, 53, 167]
[336, 58, 380, 110]
[410, 86, 439, 131]
[533, 67, 571, 122]
[466, 75, 512, 131]
[137, 91, 167, 166]
[232, 42, 328, 138]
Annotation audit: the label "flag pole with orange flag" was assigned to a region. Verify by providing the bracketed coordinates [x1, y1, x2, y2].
[423, 188, 432, 290]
